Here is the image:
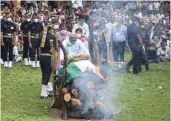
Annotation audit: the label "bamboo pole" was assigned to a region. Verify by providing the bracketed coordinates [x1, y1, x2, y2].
[93, 39, 100, 66]
[58, 39, 68, 120]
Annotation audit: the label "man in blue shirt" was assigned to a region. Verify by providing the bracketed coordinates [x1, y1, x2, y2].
[110, 19, 127, 62]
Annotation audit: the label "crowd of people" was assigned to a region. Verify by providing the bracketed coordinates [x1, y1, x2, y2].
[1, 1, 170, 97]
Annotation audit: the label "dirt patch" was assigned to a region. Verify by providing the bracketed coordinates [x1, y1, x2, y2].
[50, 108, 113, 121]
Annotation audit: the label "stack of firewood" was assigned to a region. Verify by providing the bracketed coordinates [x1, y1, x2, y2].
[58, 72, 107, 119]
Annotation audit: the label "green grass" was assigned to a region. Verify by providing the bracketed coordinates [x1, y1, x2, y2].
[1, 53, 170, 121]
[1, 64, 52, 121]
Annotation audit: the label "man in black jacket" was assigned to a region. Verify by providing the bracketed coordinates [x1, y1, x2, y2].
[1, 14, 16, 68]
[126, 16, 148, 75]
[39, 26, 57, 98]
[28, 14, 43, 68]
[21, 14, 32, 66]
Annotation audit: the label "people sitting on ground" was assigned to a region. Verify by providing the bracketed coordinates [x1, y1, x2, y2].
[157, 41, 170, 62]
[146, 39, 158, 63]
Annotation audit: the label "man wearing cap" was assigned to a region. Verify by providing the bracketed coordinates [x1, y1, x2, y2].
[21, 14, 32, 66]
[126, 16, 145, 75]
[28, 14, 43, 68]
[1, 14, 16, 68]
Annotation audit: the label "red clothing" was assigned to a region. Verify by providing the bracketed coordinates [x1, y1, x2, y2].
[16, 24, 20, 35]
[4, 9, 10, 14]
[76, 10, 82, 15]
[168, 7, 170, 14]
[79, 36, 88, 42]
[84, 9, 90, 16]
[57, 14, 62, 20]
[10, 1, 16, 8]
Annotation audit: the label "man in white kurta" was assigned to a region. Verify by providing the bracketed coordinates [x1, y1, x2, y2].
[60, 37, 95, 73]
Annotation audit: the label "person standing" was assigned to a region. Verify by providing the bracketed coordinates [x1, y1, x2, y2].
[126, 16, 144, 75]
[1, 14, 16, 68]
[72, 14, 89, 50]
[28, 14, 43, 68]
[39, 26, 57, 98]
[96, 18, 108, 78]
[105, 18, 113, 62]
[56, 23, 71, 71]
[20, 14, 32, 65]
[56, 23, 71, 41]
[110, 19, 127, 62]
[96, 18, 108, 63]
[0, 14, 5, 64]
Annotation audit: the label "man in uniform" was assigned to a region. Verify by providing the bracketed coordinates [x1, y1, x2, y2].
[1, 14, 16, 68]
[28, 14, 43, 68]
[21, 14, 32, 66]
[0, 14, 5, 64]
[39, 26, 57, 98]
[126, 16, 144, 75]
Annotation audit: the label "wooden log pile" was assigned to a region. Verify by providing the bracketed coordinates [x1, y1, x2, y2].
[54, 71, 113, 119]
[51, 39, 114, 120]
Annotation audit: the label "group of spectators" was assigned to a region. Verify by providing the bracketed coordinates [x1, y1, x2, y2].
[0, 0, 170, 69]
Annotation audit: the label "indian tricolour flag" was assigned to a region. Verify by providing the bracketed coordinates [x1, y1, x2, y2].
[58, 60, 106, 84]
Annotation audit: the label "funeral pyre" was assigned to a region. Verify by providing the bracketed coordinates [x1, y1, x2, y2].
[58, 71, 115, 119]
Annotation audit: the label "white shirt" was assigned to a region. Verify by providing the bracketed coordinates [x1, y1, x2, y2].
[71, 0, 83, 8]
[148, 3, 153, 10]
[154, 2, 160, 10]
[72, 23, 90, 38]
[138, 12, 142, 19]
[157, 46, 170, 58]
[60, 39, 90, 60]
[157, 13, 164, 20]
[21, 9, 26, 16]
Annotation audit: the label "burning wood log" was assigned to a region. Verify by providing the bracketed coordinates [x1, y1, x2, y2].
[89, 103, 95, 109]
[71, 89, 78, 96]
[71, 98, 81, 105]
[62, 88, 68, 94]
[64, 93, 71, 102]
[87, 81, 95, 89]
[97, 89, 106, 97]
[96, 102, 104, 108]
[77, 92, 86, 101]
[89, 89, 97, 98]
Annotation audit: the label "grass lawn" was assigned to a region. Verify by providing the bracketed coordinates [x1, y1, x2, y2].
[1, 53, 170, 121]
